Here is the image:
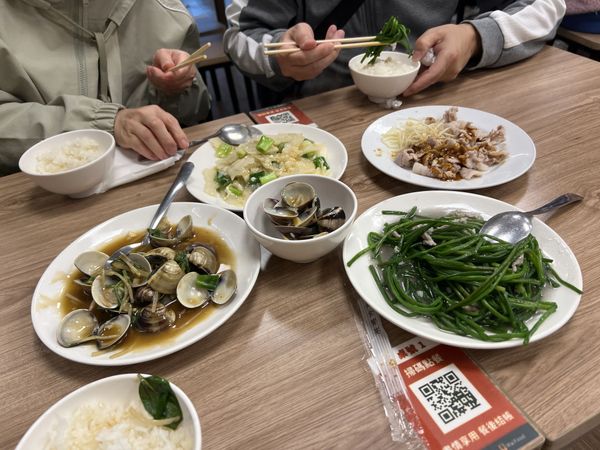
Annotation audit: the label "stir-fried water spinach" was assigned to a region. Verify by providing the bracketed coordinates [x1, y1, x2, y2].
[361, 16, 412, 65]
[347, 207, 582, 344]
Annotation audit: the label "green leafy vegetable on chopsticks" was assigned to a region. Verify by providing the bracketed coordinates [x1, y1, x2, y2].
[347, 208, 582, 344]
[361, 16, 412, 65]
[138, 374, 183, 430]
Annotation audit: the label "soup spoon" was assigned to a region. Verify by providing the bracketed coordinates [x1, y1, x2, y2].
[479, 193, 583, 244]
[103, 161, 194, 270]
[187, 123, 261, 148]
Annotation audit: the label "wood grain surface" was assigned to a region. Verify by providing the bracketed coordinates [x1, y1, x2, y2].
[1, 46, 599, 449]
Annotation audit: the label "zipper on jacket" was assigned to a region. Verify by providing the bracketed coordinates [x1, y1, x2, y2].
[75, 0, 89, 97]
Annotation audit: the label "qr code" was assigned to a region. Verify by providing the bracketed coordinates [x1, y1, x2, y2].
[410, 364, 491, 433]
[265, 111, 299, 124]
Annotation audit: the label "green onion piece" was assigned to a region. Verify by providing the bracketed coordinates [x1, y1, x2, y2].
[196, 274, 220, 290]
[236, 149, 247, 158]
[302, 151, 317, 159]
[276, 142, 286, 152]
[259, 172, 277, 185]
[226, 184, 243, 196]
[216, 143, 234, 158]
[249, 171, 266, 186]
[215, 171, 231, 189]
[256, 135, 275, 154]
[313, 156, 330, 170]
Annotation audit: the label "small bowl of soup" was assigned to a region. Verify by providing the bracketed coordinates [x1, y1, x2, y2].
[349, 51, 420, 103]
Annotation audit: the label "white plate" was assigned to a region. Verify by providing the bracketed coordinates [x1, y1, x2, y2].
[186, 123, 348, 211]
[343, 191, 582, 349]
[31, 202, 261, 366]
[17, 373, 201, 450]
[361, 105, 536, 190]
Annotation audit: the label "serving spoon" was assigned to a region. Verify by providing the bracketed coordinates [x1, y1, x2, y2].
[103, 161, 195, 270]
[479, 193, 583, 244]
[187, 123, 262, 148]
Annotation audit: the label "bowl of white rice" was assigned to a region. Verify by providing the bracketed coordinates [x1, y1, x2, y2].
[348, 51, 420, 103]
[16, 373, 201, 450]
[18, 129, 115, 197]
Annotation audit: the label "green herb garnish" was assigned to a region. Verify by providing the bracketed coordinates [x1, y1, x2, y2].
[215, 171, 232, 190]
[174, 251, 190, 273]
[138, 374, 183, 430]
[361, 16, 411, 65]
[196, 273, 220, 290]
[313, 156, 330, 170]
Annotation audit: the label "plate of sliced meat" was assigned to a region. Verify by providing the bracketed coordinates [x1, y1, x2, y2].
[361, 106, 536, 190]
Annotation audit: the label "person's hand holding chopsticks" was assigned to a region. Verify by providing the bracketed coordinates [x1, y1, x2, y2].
[147, 49, 197, 96]
[274, 23, 345, 81]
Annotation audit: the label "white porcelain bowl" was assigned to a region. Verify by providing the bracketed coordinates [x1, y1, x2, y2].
[244, 174, 358, 263]
[18, 129, 115, 197]
[16, 373, 201, 450]
[349, 51, 420, 103]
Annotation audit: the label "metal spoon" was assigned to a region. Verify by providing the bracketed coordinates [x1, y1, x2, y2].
[187, 123, 262, 148]
[480, 193, 583, 244]
[103, 161, 195, 269]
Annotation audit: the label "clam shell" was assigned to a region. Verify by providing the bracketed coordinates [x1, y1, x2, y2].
[74, 251, 108, 277]
[148, 260, 185, 294]
[95, 314, 131, 350]
[176, 271, 210, 308]
[57, 309, 98, 347]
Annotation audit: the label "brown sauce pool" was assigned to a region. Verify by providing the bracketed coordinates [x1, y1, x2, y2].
[60, 226, 235, 358]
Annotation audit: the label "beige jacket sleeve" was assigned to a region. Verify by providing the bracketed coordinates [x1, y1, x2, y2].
[0, 40, 124, 175]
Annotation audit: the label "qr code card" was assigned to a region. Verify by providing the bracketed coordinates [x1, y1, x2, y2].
[410, 363, 491, 433]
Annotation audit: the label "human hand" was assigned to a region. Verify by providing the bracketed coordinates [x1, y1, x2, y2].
[147, 49, 197, 96]
[114, 105, 189, 160]
[403, 24, 481, 96]
[276, 23, 345, 81]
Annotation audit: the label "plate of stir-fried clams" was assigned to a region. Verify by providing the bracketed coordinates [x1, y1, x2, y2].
[361, 106, 536, 189]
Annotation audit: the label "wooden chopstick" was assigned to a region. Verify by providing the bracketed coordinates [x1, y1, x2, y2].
[263, 35, 377, 48]
[263, 40, 386, 56]
[168, 42, 211, 72]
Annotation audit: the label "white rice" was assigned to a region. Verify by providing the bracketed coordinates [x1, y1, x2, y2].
[36, 138, 104, 174]
[44, 400, 193, 450]
[355, 56, 414, 76]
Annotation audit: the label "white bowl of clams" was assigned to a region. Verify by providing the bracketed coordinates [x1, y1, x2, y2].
[243, 174, 358, 263]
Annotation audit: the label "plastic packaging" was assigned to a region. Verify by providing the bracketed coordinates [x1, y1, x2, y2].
[352, 296, 427, 449]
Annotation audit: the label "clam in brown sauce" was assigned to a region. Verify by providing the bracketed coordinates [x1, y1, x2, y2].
[58, 221, 236, 357]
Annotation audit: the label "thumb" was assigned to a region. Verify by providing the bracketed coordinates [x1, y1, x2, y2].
[412, 28, 443, 62]
[153, 49, 175, 71]
[289, 23, 317, 50]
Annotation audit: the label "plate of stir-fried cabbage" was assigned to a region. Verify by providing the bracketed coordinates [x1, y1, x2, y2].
[361, 106, 536, 189]
[186, 124, 348, 211]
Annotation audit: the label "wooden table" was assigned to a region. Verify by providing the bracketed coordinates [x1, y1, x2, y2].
[2, 45, 599, 449]
[557, 27, 600, 52]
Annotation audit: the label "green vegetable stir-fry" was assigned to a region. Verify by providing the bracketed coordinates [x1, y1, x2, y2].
[347, 208, 582, 344]
[362, 16, 412, 65]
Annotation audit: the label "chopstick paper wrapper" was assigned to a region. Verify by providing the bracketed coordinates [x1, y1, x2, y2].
[352, 297, 426, 448]
[75, 147, 184, 197]
[353, 294, 545, 449]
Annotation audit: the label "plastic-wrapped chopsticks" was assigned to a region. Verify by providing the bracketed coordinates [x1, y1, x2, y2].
[353, 297, 427, 449]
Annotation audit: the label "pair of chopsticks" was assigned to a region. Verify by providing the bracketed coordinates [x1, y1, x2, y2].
[167, 42, 212, 72]
[263, 35, 384, 55]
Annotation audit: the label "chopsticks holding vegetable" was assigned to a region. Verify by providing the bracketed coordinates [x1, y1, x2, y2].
[263, 35, 377, 48]
[263, 37, 386, 56]
[168, 42, 211, 72]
